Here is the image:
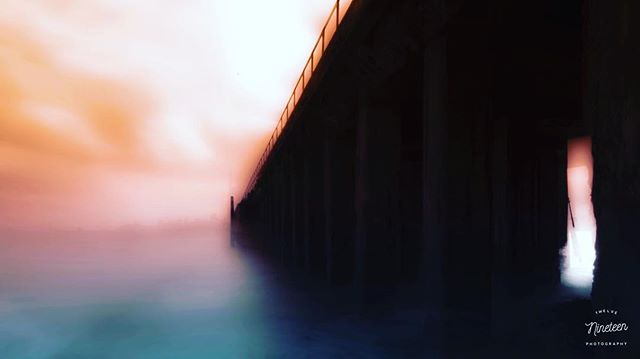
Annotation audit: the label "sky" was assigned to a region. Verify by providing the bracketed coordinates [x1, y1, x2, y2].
[0, 0, 336, 229]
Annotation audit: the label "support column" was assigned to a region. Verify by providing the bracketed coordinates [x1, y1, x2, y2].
[305, 124, 326, 277]
[354, 88, 402, 288]
[323, 132, 333, 282]
[421, 31, 447, 355]
[587, 0, 640, 337]
[290, 154, 298, 267]
[354, 89, 368, 288]
[278, 163, 288, 265]
[302, 153, 311, 273]
[490, 115, 509, 337]
[230, 195, 236, 246]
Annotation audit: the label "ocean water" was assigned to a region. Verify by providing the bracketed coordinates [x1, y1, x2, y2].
[0, 227, 415, 358]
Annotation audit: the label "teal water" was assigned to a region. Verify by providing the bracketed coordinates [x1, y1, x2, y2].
[0, 228, 422, 358]
[0, 228, 288, 358]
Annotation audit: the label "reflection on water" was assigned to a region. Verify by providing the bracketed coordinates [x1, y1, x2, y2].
[0, 227, 275, 358]
[0, 227, 417, 358]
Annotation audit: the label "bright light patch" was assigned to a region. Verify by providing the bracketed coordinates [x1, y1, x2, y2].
[562, 138, 596, 293]
[563, 229, 596, 287]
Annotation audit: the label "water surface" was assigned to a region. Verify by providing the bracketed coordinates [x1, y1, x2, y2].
[0, 227, 413, 358]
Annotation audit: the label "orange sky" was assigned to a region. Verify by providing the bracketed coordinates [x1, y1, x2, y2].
[0, 0, 335, 229]
[567, 137, 595, 231]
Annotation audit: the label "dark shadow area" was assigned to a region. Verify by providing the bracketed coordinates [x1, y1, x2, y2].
[234, 0, 640, 357]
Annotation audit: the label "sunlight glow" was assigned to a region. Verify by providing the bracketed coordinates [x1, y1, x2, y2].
[0, 0, 334, 229]
[562, 138, 596, 293]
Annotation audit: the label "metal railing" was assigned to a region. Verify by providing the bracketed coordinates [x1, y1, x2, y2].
[242, 0, 354, 199]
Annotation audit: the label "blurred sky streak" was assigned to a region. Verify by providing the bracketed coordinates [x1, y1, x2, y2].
[0, 0, 335, 229]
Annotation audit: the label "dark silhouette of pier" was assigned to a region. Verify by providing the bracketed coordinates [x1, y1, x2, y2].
[232, 0, 640, 357]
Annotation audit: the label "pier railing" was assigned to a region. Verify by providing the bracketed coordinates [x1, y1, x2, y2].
[243, 0, 354, 199]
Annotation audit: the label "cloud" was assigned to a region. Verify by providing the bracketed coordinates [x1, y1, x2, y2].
[0, 0, 338, 229]
[0, 27, 153, 165]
